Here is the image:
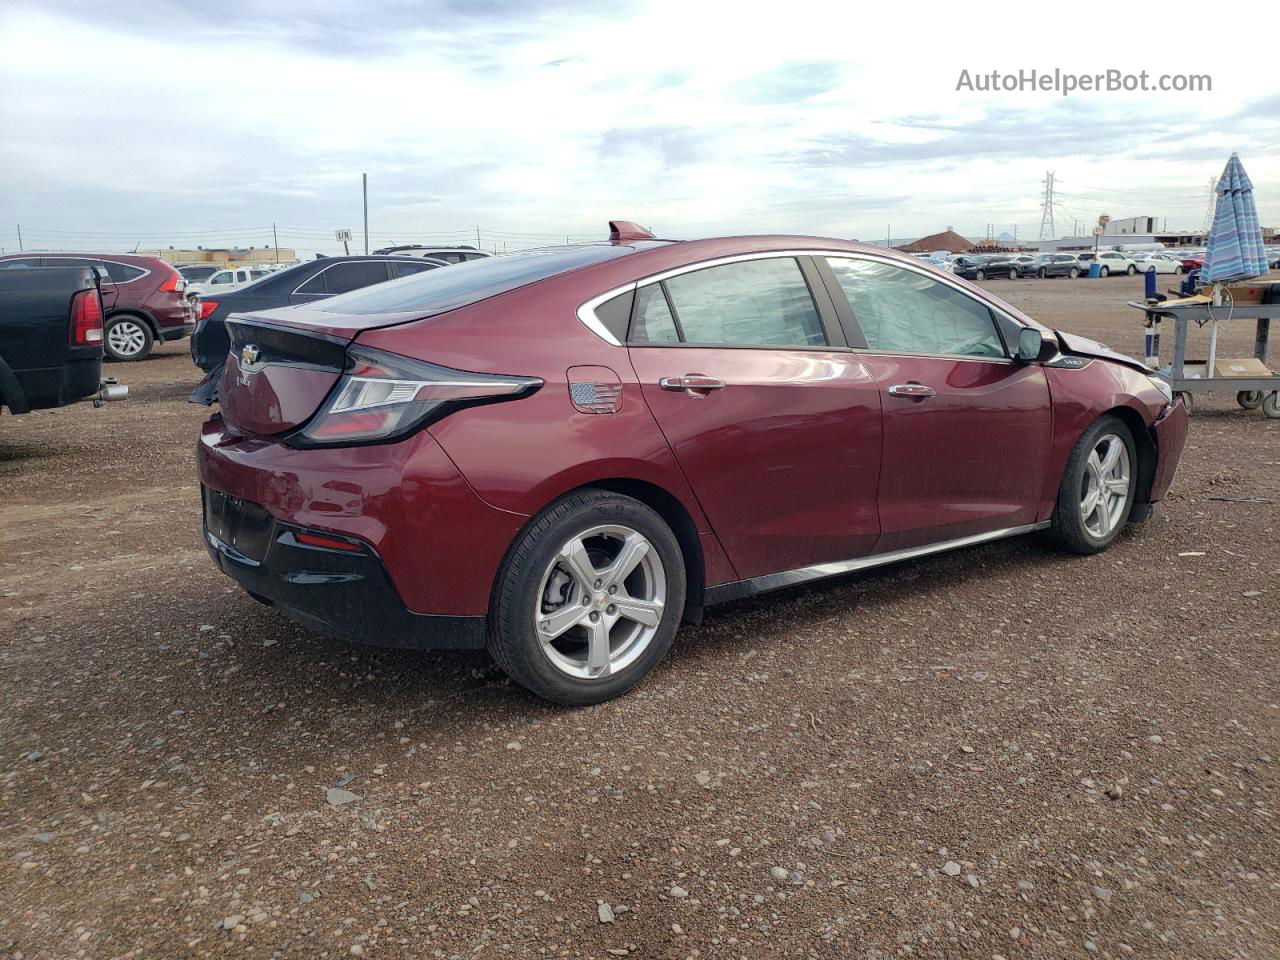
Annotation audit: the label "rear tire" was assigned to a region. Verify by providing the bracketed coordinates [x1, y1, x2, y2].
[1127, 265, 1138, 275]
[1068, 267, 1079, 279]
[1038, 268, 1048, 279]
[104, 315, 154, 361]
[1046, 415, 1137, 555]
[975, 270, 987, 281]
[1008, 269, 1018, 280]
[1174, 266, 1183, 275]
[489, 490, 686, 706]
[1099, 266, 1110, 278]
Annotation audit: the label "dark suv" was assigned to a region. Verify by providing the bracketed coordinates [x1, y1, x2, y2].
[0, 252, 196, 361]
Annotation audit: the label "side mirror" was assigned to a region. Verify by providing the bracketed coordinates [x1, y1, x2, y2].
[1015, 328, 1044, 363]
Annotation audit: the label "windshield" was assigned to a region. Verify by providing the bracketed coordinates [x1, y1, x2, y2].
[317, 244, 658, 316]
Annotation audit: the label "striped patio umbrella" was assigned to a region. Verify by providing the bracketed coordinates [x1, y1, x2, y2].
[1201, 153, 1268, 283]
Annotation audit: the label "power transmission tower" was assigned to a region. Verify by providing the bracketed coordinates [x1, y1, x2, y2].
[1200, 176, 1218, 238]
[1038, 171, 1056, 240]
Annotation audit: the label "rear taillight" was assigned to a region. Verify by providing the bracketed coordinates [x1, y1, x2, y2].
[289, 346, 541, 448]
[198, 299, 219, 320]
[69, 289, 104, 346]
[158, 264, 184, 293]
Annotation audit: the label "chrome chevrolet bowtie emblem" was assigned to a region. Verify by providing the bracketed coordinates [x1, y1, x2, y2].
[241, 344, 261, 366]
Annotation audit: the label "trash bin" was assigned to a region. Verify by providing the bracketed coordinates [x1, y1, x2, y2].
[1144, 269, 1157, 298]
[1088, 263, 1102, 278]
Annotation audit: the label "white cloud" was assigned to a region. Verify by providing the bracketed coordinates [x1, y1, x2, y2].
[0, 0, 1275, 255]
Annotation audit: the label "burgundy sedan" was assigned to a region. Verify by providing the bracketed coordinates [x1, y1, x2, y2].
[197, 222, 1188, 704]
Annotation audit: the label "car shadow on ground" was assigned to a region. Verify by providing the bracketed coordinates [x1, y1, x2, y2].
[167, 530, 1096, 725]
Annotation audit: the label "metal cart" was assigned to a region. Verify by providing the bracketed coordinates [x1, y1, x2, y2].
[1129, 297, 1280, 417]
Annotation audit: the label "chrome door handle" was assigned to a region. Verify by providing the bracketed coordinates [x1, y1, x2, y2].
[659, 374, 726, 395]
[887, 382, 936, 399]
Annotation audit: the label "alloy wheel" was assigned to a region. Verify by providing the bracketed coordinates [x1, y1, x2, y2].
[1079, 433, 1130, 539]
[534, 524, 666, 680]
[108, 320, 148, 358]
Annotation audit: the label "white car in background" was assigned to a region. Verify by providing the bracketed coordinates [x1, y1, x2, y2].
[1078, 251, 1140, 277]
[369, 245, 491, 264]
[1131, 254, 1183, 275]
[186, 265, 272, 296]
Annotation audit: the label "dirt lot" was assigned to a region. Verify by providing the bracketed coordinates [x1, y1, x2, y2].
[1, 275, 1277, 959]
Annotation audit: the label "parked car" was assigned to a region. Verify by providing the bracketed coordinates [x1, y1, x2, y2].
[952, 254, 1019, 280]
[195, 221, 1189, 705]
[1130, 254, 1183, 275]
[186, 265, 273, 296]
[0, 266, 128, 414]
[0, 252, 196, 361]
[1018, 254, 1084, 279]
[177, 264, 221, 284]
[370, 245, 491, 264]
[189, 255, 447, 375]
[1077, 252, 1139, 277]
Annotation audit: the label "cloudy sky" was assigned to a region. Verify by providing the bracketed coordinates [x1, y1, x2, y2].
[1, 0, 1276, 255]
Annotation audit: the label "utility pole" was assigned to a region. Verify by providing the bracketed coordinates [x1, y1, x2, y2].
[1038, 171, 1056, 240]
[272, 222, 279, 263]
[362, 173, 369, 255]
[16, 224, 22, 251]
[475, 225, 481, 251]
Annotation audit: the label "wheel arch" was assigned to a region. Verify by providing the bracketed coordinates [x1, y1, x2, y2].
[503, 476, 707, 625]
[1101, 404, 1157, 513]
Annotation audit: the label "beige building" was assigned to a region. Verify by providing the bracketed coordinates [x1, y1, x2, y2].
[139, 246, 297, 268]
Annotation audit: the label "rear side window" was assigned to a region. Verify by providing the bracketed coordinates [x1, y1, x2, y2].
[102, 262, 146, 282]
[295, 270, 327, 294]
[825, 258, 1005, 359]
[661, 257, 825, 347]
[593, 289, 635, 342]
[325, 261, 390, 294]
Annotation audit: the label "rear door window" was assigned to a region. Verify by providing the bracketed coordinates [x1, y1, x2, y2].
[390, 261, 436, 279]
[324, 261, 391, 294]
[660, 257, 825, 347]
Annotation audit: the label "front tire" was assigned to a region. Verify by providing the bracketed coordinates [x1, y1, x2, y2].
[975, 270, 987, 281]
[1174, 266, 1184, 275]
[1127, 265, 1138, 275]
[1068, 267, 1079, 279]
[1099, 266, 1110, 278]
[1008, 269, 1018, 280]
[1046, 416, 1137, 555]
[1038, 268, 1048, 279]
[104, 315, 154, 361]
[489, 490, 686, 705]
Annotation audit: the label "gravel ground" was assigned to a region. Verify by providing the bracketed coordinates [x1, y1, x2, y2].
[1, 275, 1277, 959]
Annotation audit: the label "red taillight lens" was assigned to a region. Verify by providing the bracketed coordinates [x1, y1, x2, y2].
[290, 346, 542, 448]
[158, 264, 183, 293]
[198, 299, 219, 320]
[69, 289, 104, 346]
